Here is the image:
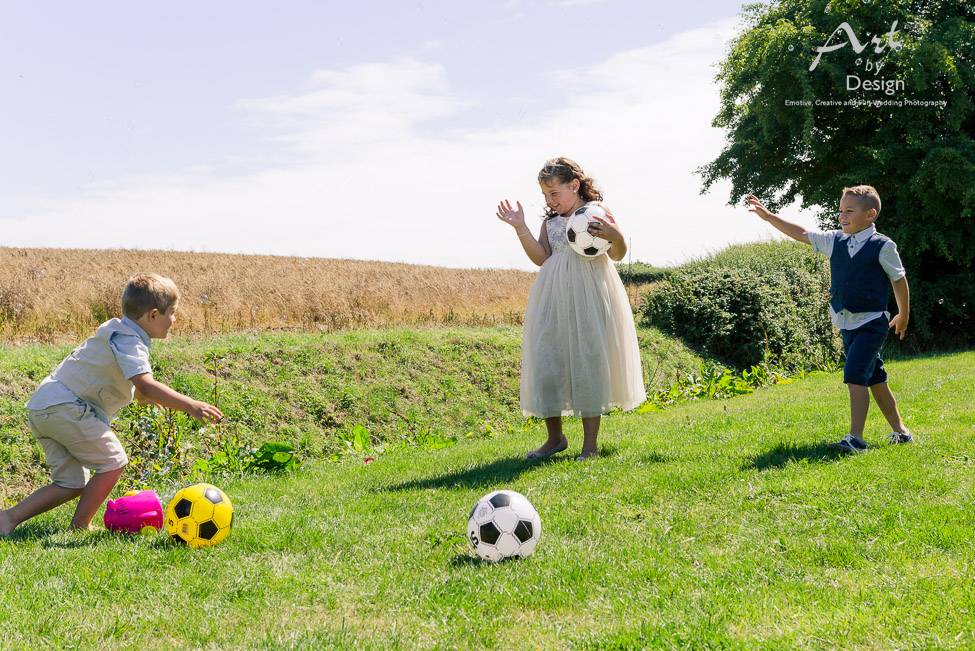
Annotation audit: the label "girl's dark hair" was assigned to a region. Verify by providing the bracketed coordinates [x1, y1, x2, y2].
[537, 157, 603, 219]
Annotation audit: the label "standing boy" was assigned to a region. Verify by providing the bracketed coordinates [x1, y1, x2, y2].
[0, 273, 222, 536]
[748, 186, 911, 453]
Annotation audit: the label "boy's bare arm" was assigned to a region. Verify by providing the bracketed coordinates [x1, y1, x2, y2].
[747, 195, 811, 245]
[130, 373, 223, 423]
[889, 276, 910, 340]
[134, 387, 156, 406]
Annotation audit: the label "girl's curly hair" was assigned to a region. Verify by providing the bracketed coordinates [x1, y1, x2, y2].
[537, 157, 603, 219]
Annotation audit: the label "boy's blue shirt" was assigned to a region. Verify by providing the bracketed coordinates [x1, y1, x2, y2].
[25, 316, 153, 419]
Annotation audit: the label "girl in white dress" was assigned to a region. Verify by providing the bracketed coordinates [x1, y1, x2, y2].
[497, 157, 646, 460]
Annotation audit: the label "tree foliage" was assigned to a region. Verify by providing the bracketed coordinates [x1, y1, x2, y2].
[701, 0, 975, 280]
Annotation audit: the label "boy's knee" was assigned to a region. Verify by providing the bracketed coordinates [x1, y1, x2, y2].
[845, 383, 870, 399]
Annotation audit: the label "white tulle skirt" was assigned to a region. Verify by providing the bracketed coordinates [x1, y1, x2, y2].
[520, 250, 646, 418]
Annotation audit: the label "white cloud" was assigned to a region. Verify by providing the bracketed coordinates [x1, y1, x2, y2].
[234, 58, 473, 155]
[1, 18, 818, 270]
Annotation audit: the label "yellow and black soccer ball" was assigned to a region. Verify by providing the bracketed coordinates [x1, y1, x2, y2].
[165, 483, 234, 548]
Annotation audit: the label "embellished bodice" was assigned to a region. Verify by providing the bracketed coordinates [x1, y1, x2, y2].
[546, 216, 570, 255]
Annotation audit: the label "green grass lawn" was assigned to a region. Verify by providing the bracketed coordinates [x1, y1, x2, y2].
[2, 350, 974, 650]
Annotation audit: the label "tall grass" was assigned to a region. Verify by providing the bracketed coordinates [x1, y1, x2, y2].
[0, 248, 536, 340]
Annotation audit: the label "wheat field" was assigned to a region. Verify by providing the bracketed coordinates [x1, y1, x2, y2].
[0, 248, 536, 341]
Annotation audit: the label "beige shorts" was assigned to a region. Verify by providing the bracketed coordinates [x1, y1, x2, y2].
[28, 401, 128, 489]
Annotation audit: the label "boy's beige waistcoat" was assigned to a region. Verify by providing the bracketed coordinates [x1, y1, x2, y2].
[49, 319, 140, 420]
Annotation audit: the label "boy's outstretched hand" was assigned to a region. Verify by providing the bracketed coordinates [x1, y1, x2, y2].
[188, 401, 223, 424]
[746, 195, 775, 221]
[745, 194, 811, 245]
[889, 313, 909, 340]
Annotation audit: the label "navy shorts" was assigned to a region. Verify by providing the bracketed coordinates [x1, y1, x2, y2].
[841, 316, 889, 387]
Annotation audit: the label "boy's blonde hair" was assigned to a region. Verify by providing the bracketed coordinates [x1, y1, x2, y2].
[842, 185, 882, 216]
[122, 273, 180, 319]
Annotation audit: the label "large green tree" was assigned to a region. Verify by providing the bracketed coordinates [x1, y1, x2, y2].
[700, 0, 975, 348]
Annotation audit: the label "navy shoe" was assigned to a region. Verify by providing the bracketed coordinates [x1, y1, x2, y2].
[828, 433, 868, 454]
[888, 430, 913, 445]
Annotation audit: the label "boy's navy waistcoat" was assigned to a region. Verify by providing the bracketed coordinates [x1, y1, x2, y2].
[829, 231, 890, 314]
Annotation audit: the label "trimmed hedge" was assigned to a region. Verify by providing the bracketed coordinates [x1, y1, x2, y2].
[639, 241, 841, 371]
[615, 262, 672, 285]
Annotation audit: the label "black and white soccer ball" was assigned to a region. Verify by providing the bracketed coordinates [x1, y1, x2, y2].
[467, 489, 541, 562]
[565, 204, 612, 257]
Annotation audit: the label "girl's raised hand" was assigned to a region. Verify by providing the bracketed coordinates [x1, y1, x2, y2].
[496, 200, 526, 230]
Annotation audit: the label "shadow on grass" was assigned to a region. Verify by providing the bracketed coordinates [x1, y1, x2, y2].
[381, 454, 564, 492]
[0, 521, 64, 543]
[449, 553, 530, 568]
[2, 525, 176, 549]
[638, 451, 671, 465]
[449, 554, 483, 568]
[40, 531, 118, 549]
[744, 442, 845, 471]
[381, 445, 620, 493]
[41, 532, 186, 551]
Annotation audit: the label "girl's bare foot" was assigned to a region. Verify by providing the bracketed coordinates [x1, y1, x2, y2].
[575, 449, 600, 461]
[526, 437, 568, 460]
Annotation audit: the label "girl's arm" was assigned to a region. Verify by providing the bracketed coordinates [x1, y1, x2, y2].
[537, 220, 553, 262]
[497, 200, 551, 266]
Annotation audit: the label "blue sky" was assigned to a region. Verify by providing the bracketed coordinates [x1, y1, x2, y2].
[0, 0, 817, 270]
